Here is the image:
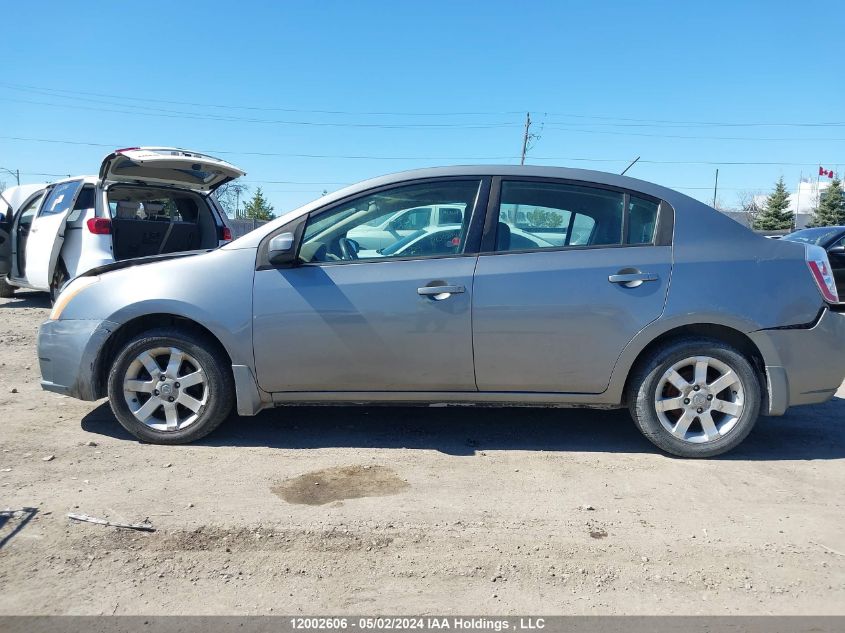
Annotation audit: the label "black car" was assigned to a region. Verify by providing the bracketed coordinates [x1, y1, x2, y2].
[783, 226, 845, 297]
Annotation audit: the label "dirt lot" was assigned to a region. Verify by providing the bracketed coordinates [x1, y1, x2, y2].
[1, 289, 843, 615]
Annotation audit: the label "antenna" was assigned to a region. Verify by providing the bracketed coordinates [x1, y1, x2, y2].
[620, 156, 640, 176]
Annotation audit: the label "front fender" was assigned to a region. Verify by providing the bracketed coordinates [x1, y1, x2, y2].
[57, 247, 257, 367]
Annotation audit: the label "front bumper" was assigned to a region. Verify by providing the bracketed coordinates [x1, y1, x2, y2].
[38, 319, 119, 401]
[750, 308, 845, 415]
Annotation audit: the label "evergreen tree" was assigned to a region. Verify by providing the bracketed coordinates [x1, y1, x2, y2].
[808, 179, 845, 227]
[753, 177, 794, 230]
[242, 187, 275, 221]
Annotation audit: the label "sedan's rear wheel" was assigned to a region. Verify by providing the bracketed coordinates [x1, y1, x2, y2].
[107, 328, 234, 444]
[628, 338, 761, 457]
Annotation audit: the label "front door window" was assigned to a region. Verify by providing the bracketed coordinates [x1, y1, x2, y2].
[304, 180, 481, 262]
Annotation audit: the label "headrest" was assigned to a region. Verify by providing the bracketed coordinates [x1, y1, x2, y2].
[115, 201, 141, 219]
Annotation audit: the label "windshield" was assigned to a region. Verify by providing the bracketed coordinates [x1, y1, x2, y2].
[380, 229, 427, 255]
[782, 227, 843, 246]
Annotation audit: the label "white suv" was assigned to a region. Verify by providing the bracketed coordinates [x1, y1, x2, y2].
[0, 147, 244, 301]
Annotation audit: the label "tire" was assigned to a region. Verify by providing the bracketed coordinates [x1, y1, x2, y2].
[627, 337, 761, 458]
[107, 327, 234, 444]
[0, 277, 15, 299]
[49, 261, 69, 305]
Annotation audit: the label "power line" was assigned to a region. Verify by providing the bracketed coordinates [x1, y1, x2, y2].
[7, 91, 842, 140]
[0, 83, 522, 117]
[1, 135, 840, 168]
[4, 82, 845, 128]
[0, 96, 518, 129]
[545, 125, 845, 142]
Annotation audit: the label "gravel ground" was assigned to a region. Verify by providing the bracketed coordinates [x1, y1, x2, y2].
[1, 289, 843, 615]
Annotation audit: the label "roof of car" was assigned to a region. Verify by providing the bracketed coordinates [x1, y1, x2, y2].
[354, 165, 690, 206]
[48, 175, 99, 185]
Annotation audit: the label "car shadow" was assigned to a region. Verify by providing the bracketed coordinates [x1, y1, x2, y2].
[80, 395, 845, 460]
[0, 291, 50, 309]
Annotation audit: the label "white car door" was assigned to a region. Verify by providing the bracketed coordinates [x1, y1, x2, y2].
[24, 180, 84, 290]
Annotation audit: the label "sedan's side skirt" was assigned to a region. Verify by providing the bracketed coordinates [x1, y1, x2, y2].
[269, 390, 623, 409]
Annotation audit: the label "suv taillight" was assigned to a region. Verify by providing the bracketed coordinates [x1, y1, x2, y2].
[221, 226, 232, 241]
[86, 217, 112, 235]
[806, 244, 839, 304]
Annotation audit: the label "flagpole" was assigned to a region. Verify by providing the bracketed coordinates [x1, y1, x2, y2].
[795, 171, 802, 229]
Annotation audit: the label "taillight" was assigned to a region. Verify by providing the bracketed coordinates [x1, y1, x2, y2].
[86, 217, 111, 235]
[806, 244, 839, 303]
[221, 226, 232, 241]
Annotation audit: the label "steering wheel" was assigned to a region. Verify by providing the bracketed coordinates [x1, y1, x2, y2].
[338, 237, 359, 260]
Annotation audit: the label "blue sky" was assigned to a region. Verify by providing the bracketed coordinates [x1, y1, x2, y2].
[1, 0, 843, 214]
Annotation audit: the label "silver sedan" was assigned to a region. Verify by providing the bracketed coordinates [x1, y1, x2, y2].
[33, 166, 845, 457]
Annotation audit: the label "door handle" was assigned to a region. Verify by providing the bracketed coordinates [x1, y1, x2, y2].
[608, 271, 658, 288]
[417, 284, 466, 299]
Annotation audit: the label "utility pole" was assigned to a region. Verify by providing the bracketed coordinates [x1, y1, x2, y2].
[712, 169, 719, 208]
[520, 112, 531, 165]
[0, 167, 20, 186]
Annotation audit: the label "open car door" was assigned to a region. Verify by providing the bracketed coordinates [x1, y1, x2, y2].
[1, 185, 46, 276]
[24, 180, 84, 290]
[0, 195, 11, 276]
[99, 147, 245, 193]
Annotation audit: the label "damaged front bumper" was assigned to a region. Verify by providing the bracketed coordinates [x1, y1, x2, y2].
[38, 319, 119, 401]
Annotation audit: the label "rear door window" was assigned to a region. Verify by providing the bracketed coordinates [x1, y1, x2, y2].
[494, 180, 665, 252]
[496, 181, 624, 251]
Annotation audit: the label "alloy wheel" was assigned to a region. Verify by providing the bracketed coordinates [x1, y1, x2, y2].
[654, 355, 745, 443]
[122, 346, 208, 431]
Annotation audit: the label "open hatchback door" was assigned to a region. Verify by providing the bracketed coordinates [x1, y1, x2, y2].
[99, 147, 245, 192]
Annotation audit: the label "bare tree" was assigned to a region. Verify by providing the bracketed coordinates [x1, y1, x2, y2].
[215, 181, 249, 218]
[737, 189, 764, 227]
[712, 196, 734, 212]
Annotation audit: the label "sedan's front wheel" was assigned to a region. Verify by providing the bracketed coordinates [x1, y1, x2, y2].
[628, 338, 761, 457]
[107, 328, 234, 444]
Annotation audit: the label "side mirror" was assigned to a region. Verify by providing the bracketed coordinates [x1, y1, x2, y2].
[268, 232, 297, 266]
[829, 244, 845, 255]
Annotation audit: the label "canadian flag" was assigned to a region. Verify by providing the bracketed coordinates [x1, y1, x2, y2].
[819, 166, 835, 178]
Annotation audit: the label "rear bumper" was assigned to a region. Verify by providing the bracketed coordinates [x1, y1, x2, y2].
[38, 319, 118, 401]
[750, 308, 845, 415]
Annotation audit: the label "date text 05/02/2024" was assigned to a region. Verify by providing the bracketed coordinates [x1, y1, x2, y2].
[289, 618, 546, 631]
